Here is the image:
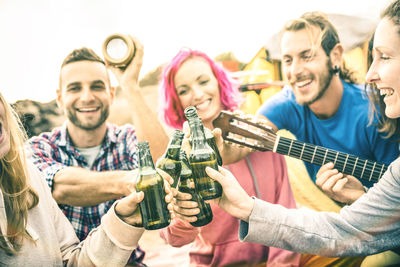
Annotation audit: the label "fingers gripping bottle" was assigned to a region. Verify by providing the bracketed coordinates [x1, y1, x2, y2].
[135, 141, 170, 230]
[156, 129, 184, 188]
[178, 151, 213, 227]
[184, 106, 223, 166]
[184, 107, 223, 200]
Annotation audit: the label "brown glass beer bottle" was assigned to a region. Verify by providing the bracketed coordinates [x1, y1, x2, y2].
[136, 141, 170, 230]
[178, 151, 213, 227]
[184, 107, 222, 200]
[184, 106, 223, 166]
[156, 129, 184, 188]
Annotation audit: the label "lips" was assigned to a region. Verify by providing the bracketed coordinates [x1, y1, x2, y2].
[194, 99, 211, 111]
[295, 79, 313, 88]
[75, 107, 100, 112]
[380, 88, 394, 97]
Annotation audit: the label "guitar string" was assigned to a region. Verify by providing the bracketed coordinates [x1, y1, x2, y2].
[236, 132, 383, 181]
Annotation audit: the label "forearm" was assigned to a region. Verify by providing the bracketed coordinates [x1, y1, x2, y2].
[66, 203, 144, 266]
[126, 90, 168, 161]
[53, 167, 134, 206]
[240, 193, 400, 257]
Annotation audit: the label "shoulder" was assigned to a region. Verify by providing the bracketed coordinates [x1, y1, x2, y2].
[258, 86, 298, 113]
[107, 123, 137, 145]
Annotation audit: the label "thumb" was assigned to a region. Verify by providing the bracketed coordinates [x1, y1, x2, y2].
[116, 191, 144, 217]
[205, 166, 230, 187]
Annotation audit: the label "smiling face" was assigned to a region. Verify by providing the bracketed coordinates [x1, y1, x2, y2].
[58, 60, 114, 131]
[281, 26, 335, 106]
[174, 57, 223, 127]
[366, 18, 400, 119]
[0, 97, 11, 159]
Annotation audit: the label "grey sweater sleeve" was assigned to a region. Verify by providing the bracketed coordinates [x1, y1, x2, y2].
[239, 158, 400, 257]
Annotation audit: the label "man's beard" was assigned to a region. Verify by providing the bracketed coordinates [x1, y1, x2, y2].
[295, 59, 335, 106]
[67, 107, 109, 131]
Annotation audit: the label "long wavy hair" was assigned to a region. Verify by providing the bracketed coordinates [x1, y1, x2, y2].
[365, 1, 400, 140]
[0, 93, 39, 254]
[365, 37, 400, 139]
[283, 11, 358, 84]
[158, 48, 243, 129]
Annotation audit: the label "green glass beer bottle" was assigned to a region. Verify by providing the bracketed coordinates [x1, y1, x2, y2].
[156, 129, 184, 188]
[184, 106, 223, 166]
[135, 141, 171, 230]
[185, 108, 223, 200]
[178, 151, 213, 227]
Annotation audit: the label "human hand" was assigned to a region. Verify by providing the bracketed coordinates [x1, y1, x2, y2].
[115, 169, 174, 226]
[205, 166, 254, 222]
[106, 35, 143, 92]
[171, 190, 200, 223]
[316, 162, 366, 204]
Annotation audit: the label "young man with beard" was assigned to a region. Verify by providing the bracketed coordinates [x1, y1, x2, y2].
[254, 12, 400, 205]
[222, 12, 399, 206]
[27, 37, 168, 266]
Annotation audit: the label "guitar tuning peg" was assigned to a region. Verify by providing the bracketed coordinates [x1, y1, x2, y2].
[243, 114, 253, 121]
[232, 110, 244, 116]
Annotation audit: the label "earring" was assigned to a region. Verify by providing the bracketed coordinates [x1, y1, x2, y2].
[333, 65, 340, 75]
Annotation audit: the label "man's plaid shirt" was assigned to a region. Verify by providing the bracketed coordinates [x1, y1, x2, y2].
[27, 121, 141, 235]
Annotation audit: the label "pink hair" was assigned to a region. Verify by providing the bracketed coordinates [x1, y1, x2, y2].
[158, 48, 243, 129]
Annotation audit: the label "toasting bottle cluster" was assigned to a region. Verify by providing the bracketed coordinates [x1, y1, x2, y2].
[136, 106, 222, 230]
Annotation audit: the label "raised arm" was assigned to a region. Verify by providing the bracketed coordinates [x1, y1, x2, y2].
[107, 36, 168, 161]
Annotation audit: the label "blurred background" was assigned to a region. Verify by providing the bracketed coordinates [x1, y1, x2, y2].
[0, 0, 391, 103]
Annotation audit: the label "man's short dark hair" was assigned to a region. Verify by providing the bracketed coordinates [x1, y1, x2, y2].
[61, 47, 105, 68]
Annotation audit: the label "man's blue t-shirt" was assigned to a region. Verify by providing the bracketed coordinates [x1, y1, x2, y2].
[257, 80, 399, 188]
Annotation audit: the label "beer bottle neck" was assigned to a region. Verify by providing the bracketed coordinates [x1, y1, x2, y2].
[189, 121, 208, 150]
[165, 130, 183, 160]
[138, 145, 156, 170]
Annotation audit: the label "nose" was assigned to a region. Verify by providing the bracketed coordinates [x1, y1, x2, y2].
[80, 87, 96, 102]
[192, 85, 204, 100]
[287, 58, 303, 81]
[365, 60, 379, 84]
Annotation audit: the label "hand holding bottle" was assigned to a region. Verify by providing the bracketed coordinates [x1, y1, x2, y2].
[205, 166, 255, 222]
[115, 170, 174, 226]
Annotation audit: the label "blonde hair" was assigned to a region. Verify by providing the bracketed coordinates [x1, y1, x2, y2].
[0, 93, 38, 254]
[283, 11, 358, 84]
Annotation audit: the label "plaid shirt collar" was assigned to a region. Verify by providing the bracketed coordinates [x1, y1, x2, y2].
[57, 122, 119, 150]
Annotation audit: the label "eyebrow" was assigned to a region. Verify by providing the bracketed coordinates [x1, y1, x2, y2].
[92, 80, 106, 85]
[66, 82, 81, 88]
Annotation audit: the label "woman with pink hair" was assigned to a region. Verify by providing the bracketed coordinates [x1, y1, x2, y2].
[158, 48, 301, 267]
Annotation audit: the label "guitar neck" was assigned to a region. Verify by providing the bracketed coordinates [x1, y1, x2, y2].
[274, 135, 386, 183]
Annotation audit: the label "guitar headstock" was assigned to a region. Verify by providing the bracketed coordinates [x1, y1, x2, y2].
[212, 110, 277, 152]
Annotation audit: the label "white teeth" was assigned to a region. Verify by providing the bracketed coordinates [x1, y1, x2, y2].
[77, 107, 98, 112]
[380, 89, 394, 96]
[195, 100, 210, 110]
[296, 79, 312, 87]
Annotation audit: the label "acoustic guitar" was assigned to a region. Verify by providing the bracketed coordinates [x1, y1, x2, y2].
[213, 110, 387, 183]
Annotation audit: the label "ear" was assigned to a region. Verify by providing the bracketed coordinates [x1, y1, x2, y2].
[56, 88, 63, 109]
[109, 86, 115, 104]
[330, 43, 344, 67]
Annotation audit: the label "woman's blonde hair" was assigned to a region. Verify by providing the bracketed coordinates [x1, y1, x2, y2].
[0, 93, 38, 254]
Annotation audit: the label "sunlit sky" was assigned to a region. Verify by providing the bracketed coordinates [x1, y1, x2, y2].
[0, 0, 391, 103]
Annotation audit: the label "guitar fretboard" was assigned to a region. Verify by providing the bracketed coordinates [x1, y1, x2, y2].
[275, 136, 386, 183]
